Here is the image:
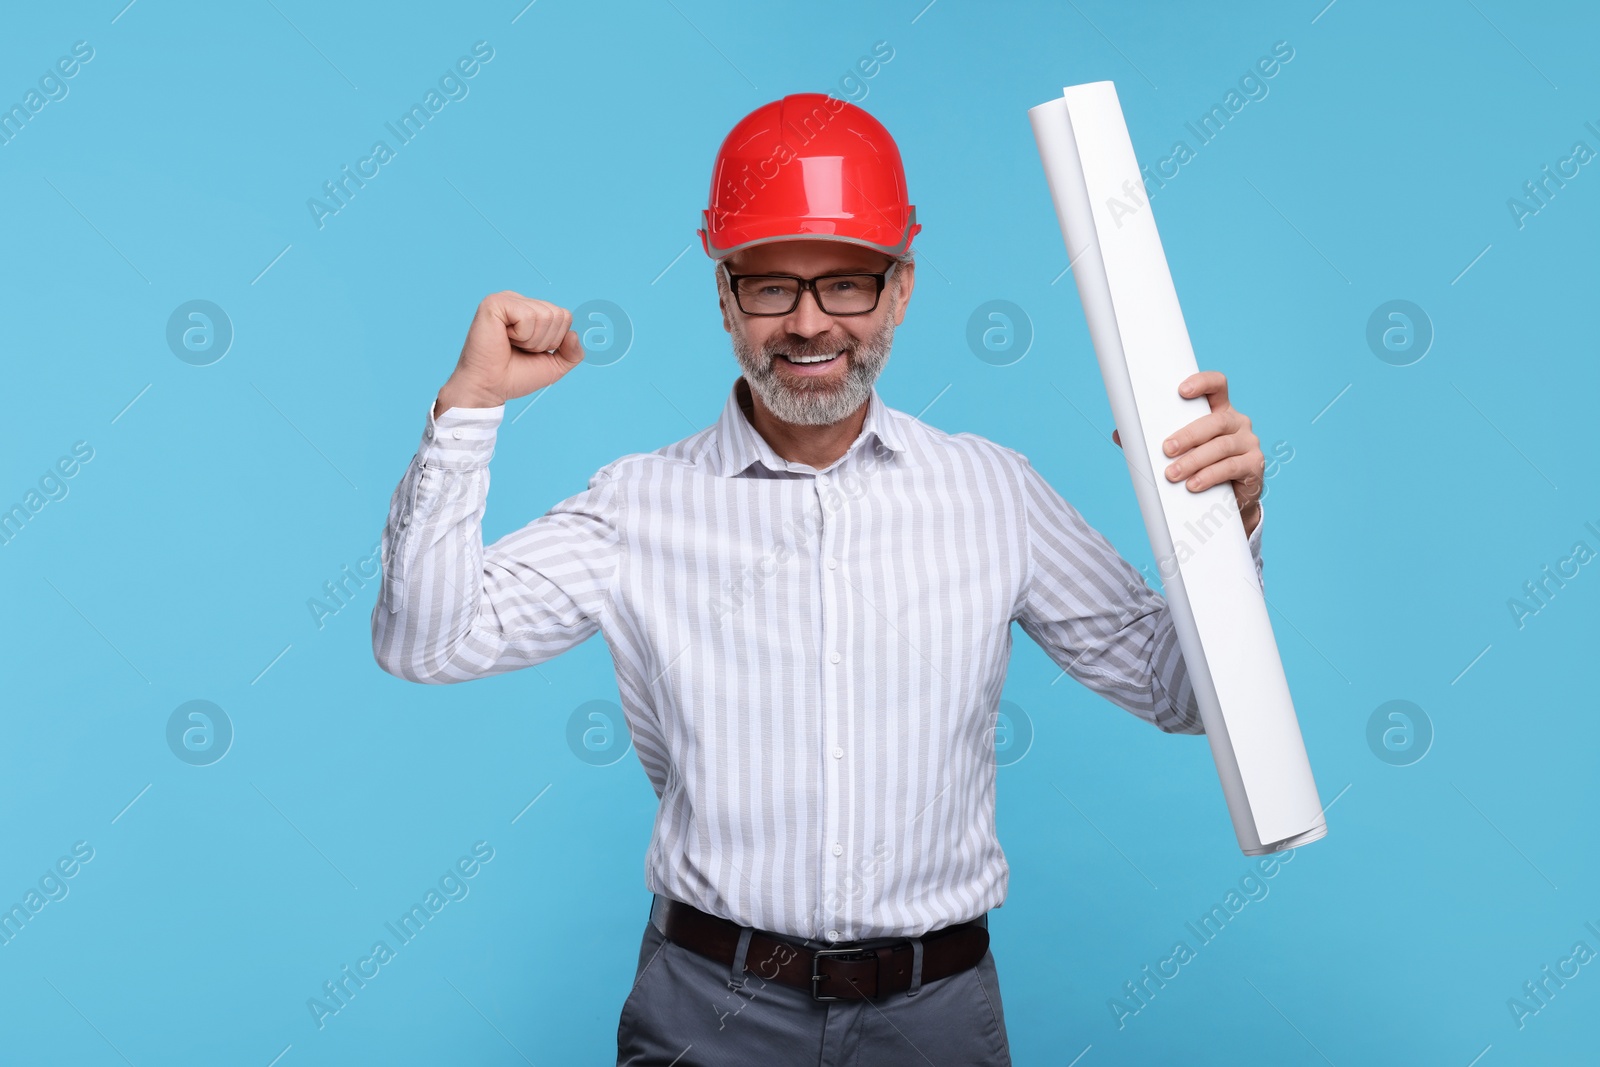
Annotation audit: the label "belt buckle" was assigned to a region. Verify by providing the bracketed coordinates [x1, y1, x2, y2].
[810, 946, 877, 1002]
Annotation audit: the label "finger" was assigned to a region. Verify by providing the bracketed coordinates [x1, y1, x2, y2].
[1162, 409, 1246, 458]
[1111, 428, 1122, 448]
[501, 298, 552, 350]
[1175, 448, 1263, 493]
[1178, 370, 1230, 410]
[525, 301, 569, 354]
[544, 306, 574, 353]
[1165, 430, 1258, 486]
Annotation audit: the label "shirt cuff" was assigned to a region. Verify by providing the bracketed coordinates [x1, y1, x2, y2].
[419, 398, 506, 470]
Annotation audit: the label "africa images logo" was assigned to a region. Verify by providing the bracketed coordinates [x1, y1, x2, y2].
[306, 42, 495, 229]
[306, 841, 495, 1030]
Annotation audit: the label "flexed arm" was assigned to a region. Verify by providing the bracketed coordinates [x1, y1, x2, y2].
[371, 293, 623, 684]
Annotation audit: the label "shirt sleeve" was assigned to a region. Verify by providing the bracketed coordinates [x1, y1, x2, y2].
[1012, 454, 1266, 735]
[370, 399, 625, 684]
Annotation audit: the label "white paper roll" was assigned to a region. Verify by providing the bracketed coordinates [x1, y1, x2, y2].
[1028, 81, 1327, 854]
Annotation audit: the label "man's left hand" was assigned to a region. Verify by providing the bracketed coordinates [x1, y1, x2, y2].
[1111, 370, 1264, 537]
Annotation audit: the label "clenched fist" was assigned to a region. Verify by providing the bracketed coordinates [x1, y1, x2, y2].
[434, 292, 586, 416]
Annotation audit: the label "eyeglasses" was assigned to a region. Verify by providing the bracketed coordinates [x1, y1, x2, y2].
[723, 262, 897, 317]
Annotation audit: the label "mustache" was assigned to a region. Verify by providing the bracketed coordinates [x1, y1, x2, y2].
[762, 334, 853, 359]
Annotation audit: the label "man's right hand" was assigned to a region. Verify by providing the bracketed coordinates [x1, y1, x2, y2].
[434, 292, 586, 417]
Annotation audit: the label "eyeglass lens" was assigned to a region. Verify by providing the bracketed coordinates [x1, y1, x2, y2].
[734, 275, 880, 315]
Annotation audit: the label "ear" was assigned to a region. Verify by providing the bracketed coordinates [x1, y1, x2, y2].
[890, 261, 915, 326]
[716, 261, 735, 334]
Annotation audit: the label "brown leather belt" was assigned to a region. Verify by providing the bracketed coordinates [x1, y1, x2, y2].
[659, 898, 989, 1002]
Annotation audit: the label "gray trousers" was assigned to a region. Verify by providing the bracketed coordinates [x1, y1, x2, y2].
[616, 895, 1013, 1066]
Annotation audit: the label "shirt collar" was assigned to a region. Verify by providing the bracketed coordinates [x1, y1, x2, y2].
[709, 377, 909, 477]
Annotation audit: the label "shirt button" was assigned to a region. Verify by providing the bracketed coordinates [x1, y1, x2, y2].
[400, 514, 410, 526]
[452, 429, 463, 440]
[832, 843, 843, 856]
[829, 651, 841, 664]
[818, 473, 830, 485]
[832, 746, 843, 759]
[826, 930, 840, 942]
[425, 429, 433, 439]
[826, 558, 837, 570]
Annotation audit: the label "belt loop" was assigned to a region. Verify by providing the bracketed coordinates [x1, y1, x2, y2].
[906, 936, 925, 997]
[728, 925, 754, 991]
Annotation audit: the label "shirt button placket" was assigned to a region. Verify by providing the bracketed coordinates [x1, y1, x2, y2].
[816, 467, 844, 940]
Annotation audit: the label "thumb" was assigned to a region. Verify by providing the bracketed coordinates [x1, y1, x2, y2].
[555, 327, 585, 367]
[506, 328, 586, 399]
[1111, 429, 1122, 449]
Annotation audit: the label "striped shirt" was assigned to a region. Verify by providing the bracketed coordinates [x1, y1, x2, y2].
[372, 376, 1265, 942]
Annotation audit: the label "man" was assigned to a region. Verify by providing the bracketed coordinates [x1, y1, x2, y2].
[372, 94, 1266, 1066]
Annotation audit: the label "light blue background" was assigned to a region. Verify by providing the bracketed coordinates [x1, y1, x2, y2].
[2, 1, 1596, 1063]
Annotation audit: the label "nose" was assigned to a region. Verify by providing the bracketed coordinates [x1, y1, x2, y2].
[782, 285, 835, 339]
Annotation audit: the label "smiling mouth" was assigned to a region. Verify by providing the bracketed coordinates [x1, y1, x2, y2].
[776, 349, 845, 366]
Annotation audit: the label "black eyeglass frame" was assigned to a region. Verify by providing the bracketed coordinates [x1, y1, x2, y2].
[721, 261, 899, 317]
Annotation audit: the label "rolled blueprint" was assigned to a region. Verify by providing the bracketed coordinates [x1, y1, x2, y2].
[1028, 81, 1327, 855]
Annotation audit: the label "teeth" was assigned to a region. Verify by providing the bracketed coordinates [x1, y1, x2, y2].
[786, 351, 842, 364]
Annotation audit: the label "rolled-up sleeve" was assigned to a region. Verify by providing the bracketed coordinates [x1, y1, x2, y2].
[371, 400, 625, 684]
[1011, 455, 1266, 734]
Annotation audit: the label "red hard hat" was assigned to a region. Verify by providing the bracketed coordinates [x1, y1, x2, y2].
[698, 93, 920, 260]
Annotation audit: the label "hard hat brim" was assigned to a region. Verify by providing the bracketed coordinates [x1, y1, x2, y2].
[699, 207, 919, 262]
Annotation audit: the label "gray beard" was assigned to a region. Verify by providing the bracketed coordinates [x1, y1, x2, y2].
[730, 306, 897, 427]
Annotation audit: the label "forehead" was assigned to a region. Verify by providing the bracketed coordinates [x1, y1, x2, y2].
[725, 240, 892, 275]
